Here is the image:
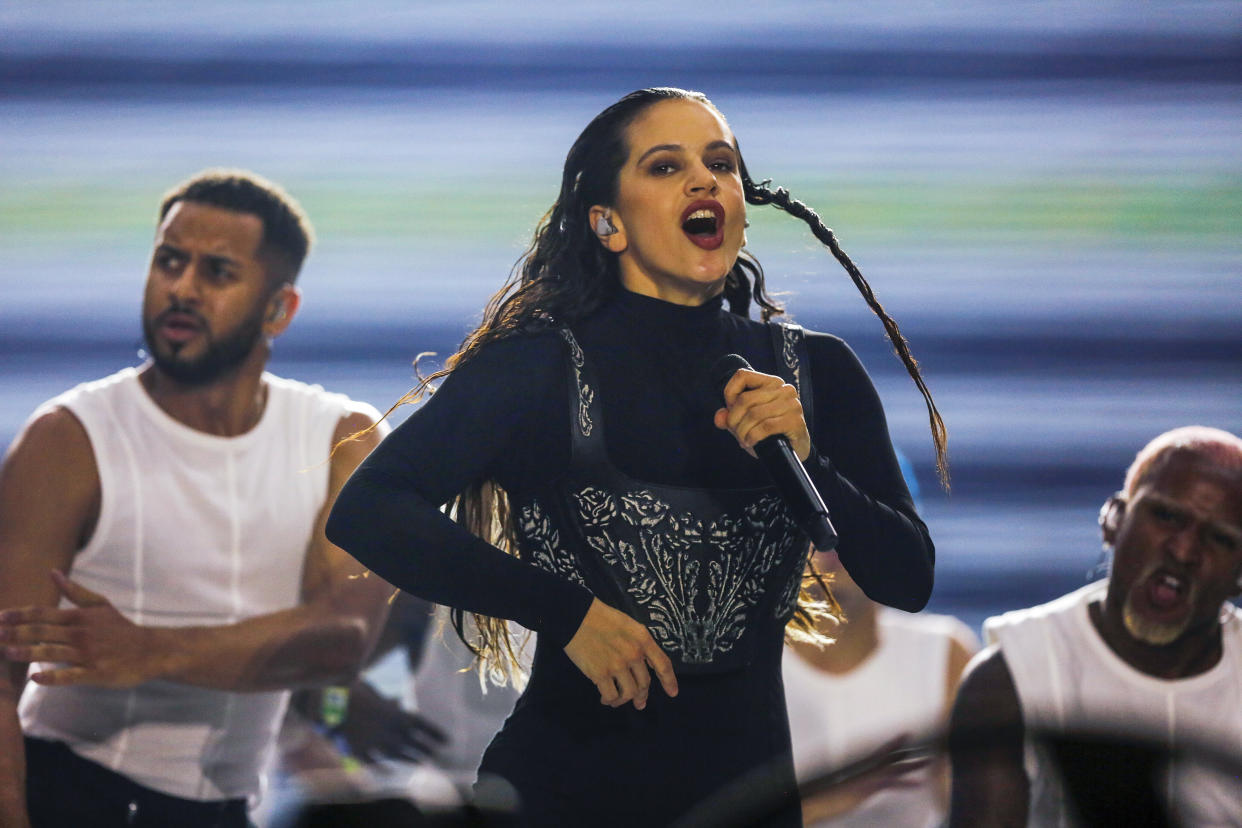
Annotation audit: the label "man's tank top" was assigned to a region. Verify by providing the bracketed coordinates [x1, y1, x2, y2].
[19, 367, 356, 802]
[783, 608, 977, 827]
[986, 581, 1242, 827]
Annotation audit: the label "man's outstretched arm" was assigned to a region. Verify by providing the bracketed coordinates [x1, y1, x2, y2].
[1, 410, 393, 693]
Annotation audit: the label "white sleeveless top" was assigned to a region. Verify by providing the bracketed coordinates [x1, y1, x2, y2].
[783, 608, 977, 828]
[986, 581, 1242, 827]
[19, 367, 360, 802]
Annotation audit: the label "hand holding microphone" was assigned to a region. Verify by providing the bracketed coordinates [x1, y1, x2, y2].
[711, 354, 838, 550]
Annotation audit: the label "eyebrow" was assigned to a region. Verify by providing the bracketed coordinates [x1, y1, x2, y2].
[635, 140, 736, 166]
[154, 242, 241, 269]
[1145, 494, 1242, 541]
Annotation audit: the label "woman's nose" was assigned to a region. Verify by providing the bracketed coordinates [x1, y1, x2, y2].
[686, 164, 718, 194]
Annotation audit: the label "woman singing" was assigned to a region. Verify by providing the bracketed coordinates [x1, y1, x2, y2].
[326, 87, 945, 826]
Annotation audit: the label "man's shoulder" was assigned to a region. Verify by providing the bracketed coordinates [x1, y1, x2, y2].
[983, 581, 1103, 645]
[262, 372, 382, 426]
[20, 367, 140, 450]
[879, 607, 982, 652]
[39, 367, 140, 412]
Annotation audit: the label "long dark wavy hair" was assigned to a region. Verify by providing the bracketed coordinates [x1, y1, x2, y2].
[389, 87, 948, 684]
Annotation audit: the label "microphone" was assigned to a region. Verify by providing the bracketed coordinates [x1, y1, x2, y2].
[711, 354, 838, 551]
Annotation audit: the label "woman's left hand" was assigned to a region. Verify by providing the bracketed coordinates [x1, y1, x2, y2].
[713, 369, 811, 462]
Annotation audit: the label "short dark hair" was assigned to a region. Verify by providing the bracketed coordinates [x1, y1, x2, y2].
[159, 169, 313, 286]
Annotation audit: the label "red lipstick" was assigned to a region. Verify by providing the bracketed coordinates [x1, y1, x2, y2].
[680, 199, 725, 251]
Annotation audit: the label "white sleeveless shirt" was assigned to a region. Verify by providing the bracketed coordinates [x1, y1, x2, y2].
[783, 609, 978, 828]
[985, 581, 1242, 827]
[19, 367, 360, 802]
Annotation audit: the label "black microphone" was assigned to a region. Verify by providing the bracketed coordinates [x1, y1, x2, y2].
[711, 354, 838, 551]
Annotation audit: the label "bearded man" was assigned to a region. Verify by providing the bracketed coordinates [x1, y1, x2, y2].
[0, 170, 392, 828]
[948, 426, 1242, 827]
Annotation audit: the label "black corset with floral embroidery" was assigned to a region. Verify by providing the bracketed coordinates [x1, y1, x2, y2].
[514, 324, 814, 675]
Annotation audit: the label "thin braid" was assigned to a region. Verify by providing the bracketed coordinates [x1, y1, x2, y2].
[745, 174, 949, 488]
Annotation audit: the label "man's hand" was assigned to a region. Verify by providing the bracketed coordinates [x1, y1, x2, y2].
[801, 735, 933, 823]
[335, 681, 447, 764]
[0, 571, 154, 688]
[563, 598, 678, 710]
[714, 368, 811, 462]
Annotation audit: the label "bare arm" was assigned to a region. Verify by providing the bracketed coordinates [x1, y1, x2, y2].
[0, 408, 100, 828]
[2, 410, 393, 693]
[926, 626, 981, 813]
[947, 646, 1029, 828]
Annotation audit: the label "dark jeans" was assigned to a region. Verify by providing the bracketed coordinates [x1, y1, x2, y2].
[24, 737, 249, 828]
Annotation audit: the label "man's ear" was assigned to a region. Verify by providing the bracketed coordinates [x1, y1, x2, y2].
[263, 283, 301, 338]
[1099, 492, 1126, 547]
[587, 205, 627, 253]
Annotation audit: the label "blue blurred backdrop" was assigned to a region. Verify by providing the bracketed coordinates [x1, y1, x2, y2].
[2, 1, 1240, 634]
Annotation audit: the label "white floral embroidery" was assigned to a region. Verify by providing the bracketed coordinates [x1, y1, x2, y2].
[773, 556, 803, 621]
[558, 328, 594, 437]
[779, 323, 803, 397]
[521, 499, 587, 587]
[571, 486, 802, 664]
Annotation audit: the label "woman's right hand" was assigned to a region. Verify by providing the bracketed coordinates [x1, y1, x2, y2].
[563, 598, 678, 710]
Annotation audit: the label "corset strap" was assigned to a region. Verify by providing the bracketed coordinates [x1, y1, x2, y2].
[558, 326, 609, 465]
[768, 321, 814, 435]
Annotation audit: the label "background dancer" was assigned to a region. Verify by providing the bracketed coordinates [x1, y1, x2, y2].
[949, 426, 1242, 827]
[0, 170, 391, 828]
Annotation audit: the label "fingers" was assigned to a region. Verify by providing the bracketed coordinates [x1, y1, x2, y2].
[644, 640, 679, 699]
[591, 657, 639, 708]
[0, 619, 81, 646]
[594, 676, 621, 707]
[599, 636, 676, 710]
[564, 599, 679, 711]
[721, 368, 779, 406]
[0, 604, 87, 668]
[734, 396, 805, 451]
[587, 638, 654, 709]
[0, 605, 82, 627]
[0, 609, 85, 668]
[714, 370, 808, 457]
[609, 667, 641, 709]
[29, 666, 88, 686]
[627, 660, 652, 710]
[4, 642, 84, 664]
[51, 569, 108, 607]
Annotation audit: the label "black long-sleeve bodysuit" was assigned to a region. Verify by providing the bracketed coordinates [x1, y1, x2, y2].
[327, 289, 934, 826]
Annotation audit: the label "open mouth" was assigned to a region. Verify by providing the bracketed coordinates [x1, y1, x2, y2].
[157, 310, 206, 343]
[680, 200, 725, 250]
[1145, 570, 1189, 612]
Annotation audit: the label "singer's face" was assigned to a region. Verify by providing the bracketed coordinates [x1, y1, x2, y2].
[1102, 451, 1242, 651]
[605, 98, 747, 306]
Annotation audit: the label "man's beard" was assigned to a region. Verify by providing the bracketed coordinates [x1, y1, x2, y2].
[1121, 573, 1198, 647]
[142, 303, 266, 386]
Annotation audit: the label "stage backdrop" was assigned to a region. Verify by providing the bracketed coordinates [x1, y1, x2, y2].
[2, 0, 1239, 631]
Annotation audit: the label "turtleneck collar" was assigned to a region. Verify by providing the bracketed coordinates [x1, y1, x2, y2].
[611, 288, 727, 335]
